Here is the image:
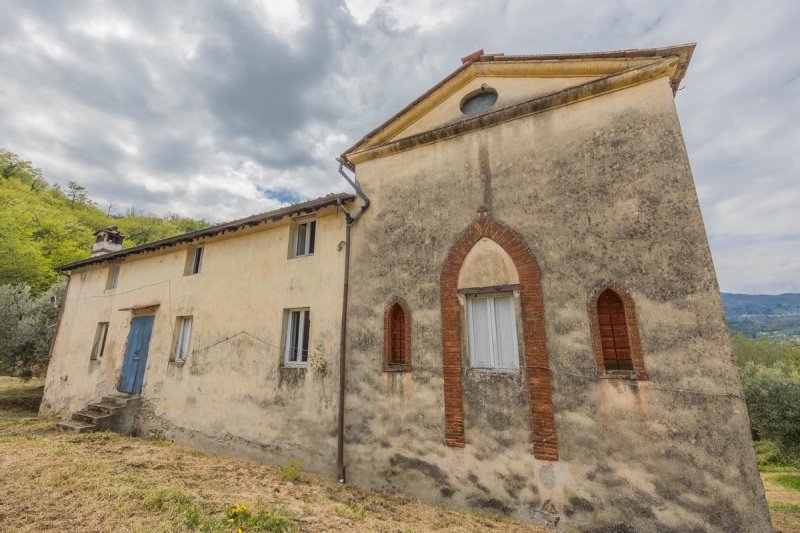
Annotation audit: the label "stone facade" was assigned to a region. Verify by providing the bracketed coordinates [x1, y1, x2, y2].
[41, 45, 772, 531]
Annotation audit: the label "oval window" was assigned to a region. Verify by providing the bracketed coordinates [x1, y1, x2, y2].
[460, 89, 498, 116]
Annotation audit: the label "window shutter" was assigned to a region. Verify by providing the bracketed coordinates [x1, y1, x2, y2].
[468, 297, 493, 368]
[295, 224, 307, 257]
[493, 295, 519, 369]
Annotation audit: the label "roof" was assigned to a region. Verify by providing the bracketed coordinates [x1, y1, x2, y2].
[341, 43, 695, 166]
[59, 193, 356, 271]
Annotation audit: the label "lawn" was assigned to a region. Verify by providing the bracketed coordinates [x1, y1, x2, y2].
[2, 377, 798, 532]
[0, 377, 544, 532]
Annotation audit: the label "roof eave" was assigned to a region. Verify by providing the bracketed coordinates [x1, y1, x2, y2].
[58, 193, 356, 272]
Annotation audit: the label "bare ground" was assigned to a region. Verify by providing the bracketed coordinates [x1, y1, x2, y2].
[2, 377, 797, 532]
[0, 377, 546, 532]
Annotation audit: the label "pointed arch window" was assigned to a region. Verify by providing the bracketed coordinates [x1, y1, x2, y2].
[591, 286, 648, 379]
[384, 299, 411, 372]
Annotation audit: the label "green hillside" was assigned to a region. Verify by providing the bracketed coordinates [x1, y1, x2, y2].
[722, 293, 800, 317]
[722, 293, 800, 339]
[0, 149, 208, 292]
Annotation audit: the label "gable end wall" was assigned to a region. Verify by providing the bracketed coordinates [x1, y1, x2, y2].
[343, 77, 771, 531]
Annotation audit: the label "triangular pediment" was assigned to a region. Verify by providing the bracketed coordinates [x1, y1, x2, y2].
[341, 44, 694, 166]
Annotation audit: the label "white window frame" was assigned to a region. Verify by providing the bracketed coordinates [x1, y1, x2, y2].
[466, 292, 520, 371]
[292, 219, 316, 258]
[107, 264, 121, 290]
[173, 315, 193, 363]
[283, 309, 310, 367]
[90, 322, 109, 360]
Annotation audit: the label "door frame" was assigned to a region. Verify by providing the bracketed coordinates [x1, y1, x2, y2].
[118, 312, 156, 394]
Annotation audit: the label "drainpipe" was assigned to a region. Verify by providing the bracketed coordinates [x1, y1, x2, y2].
[336, 159, 370, 484]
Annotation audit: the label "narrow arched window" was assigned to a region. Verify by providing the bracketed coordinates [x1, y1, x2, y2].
[384, 300, 410, 371]
[590, 285, 647, 379]
[597, 289, 633, 372]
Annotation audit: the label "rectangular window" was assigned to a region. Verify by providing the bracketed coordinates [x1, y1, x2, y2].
[106, 264, 121, 290]
[191, 246, 203, 274]
[173, 316, 193, 363]
[184, 245, 204, 275]
[90, 322, 109, 360]
[466, 293, 519, 370]
[283, 309, 310, 366]
[292, 220, 316, 258]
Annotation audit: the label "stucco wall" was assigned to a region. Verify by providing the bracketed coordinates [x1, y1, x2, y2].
[41, 207, 347, 475]
[343, 76, 771, 531]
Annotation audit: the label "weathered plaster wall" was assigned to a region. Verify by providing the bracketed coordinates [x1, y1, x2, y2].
[41, 208, 347, 475]
[344, 76, 771, 531]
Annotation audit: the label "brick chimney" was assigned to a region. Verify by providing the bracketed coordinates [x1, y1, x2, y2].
[91, 226, 124, 257]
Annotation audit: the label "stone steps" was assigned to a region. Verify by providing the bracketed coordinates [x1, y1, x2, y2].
[72, 409, 112, 425]
[55, 394, 141, 435]
[56, 419, 96, 433]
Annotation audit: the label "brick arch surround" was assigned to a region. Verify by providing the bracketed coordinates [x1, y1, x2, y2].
[440, 215, 558, 461]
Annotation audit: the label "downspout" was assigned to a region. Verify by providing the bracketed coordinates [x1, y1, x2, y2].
[336, 158, 370, 484]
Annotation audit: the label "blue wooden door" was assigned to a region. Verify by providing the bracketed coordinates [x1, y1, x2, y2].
[118, 315, 155, 394]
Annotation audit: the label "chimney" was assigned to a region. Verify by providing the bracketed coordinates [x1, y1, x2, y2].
[91, 226, 124, 257]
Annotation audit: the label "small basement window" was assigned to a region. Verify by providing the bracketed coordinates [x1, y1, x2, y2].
[173, 316, 193, 363]
[292, 220, 316, 258]
[466, 293, 519, 370]
[284, 309, 310, 366]
[90, 322, 109, 360]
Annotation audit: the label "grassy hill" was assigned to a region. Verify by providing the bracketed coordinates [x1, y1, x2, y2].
[0, 149, 208, 292]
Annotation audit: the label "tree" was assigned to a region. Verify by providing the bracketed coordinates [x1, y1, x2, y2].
[740, 362, 800, 458]
[66, 180, 91, 206]
[0, 282, 63, 379]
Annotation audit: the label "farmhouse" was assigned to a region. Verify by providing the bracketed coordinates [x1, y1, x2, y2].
[41, 44, 772, 531]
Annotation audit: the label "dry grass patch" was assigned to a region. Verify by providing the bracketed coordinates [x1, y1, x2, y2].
[0, 377, 545, 532]
[762, 471, 800, 533]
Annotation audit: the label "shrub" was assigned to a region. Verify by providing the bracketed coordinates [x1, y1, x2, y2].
[740, 362, 800, 459]
[280, 460, 304, 482]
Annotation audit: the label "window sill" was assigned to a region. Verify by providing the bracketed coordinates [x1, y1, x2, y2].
[282, 364, 307, 370]
[468, 367, 520, 374]
[600, 370, 645, 380]
[170, 360, 186, 368]
[383, 364, 411, 373]
[289, 254, 315, 260]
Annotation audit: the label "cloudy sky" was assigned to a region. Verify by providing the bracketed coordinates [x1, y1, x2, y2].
[1, 1, 798, 294]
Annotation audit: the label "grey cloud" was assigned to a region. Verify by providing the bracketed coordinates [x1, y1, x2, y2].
[0, 0, 797, 293]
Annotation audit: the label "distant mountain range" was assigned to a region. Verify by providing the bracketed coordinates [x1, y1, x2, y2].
[721, 293, 800, 339]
